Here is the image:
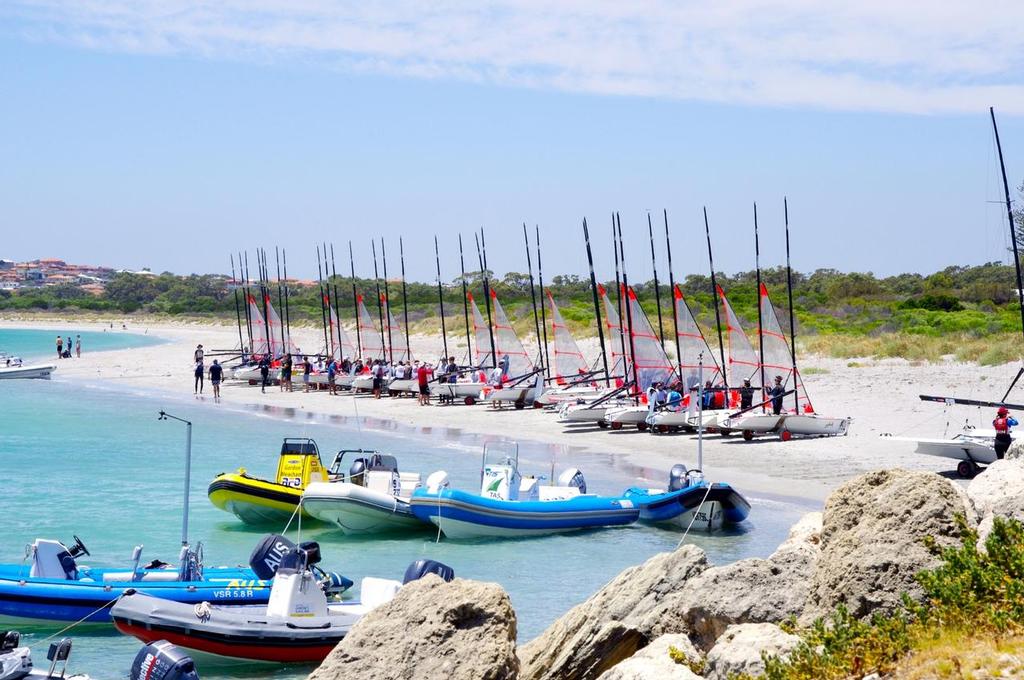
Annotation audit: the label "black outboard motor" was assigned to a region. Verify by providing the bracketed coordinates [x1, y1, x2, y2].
[668, 464, 689, 492]
[402, 559, 455, 585]
[248, 534, 297, 580]
[130, 640, 200, 680]
[348, 458, 368, 486]
[0, 630, 19, 652]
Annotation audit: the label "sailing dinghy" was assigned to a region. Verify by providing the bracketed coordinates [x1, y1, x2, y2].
[479, 290, 546, 408]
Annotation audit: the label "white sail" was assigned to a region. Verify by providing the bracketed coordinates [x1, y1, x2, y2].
[625, 287, 675, 392]
[760, 283, 813, 413]
[247, 293, 270, 356]
[468, 292, 493, 368]
[382, 294, 411, 363]
[546, 290, 588, 384]
[324, 294, 357, 361]
[356, 294, 385, 360]
[490, 289, 534, 377]
[598, 283, 630, 382]
[717, 285, 760, 387]
[673, 285, 722, 390]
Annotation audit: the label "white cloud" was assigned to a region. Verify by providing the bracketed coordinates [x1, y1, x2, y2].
[4, 0, 1024, 114]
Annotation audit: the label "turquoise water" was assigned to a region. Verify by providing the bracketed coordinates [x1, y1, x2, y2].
[0, 326, 163, 360]
[0, 331, 815, 679]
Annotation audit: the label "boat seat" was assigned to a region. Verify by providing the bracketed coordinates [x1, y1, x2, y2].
[398, 472, 421, 497]
[366, 470, 399, 496]
[360, 577, 401, 609]
[538, 486, 582, 501]
[101, 571, 181, 582]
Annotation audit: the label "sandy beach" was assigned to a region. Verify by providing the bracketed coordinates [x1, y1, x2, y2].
[3, 317, 1008, 503]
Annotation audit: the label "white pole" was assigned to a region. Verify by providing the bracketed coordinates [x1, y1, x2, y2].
[183, 420, 192, 547]
[697, 353, 704, 472]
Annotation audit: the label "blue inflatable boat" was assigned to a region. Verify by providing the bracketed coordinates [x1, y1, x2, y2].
[623, 465, 751, 531]
[0, 535, 349, 625]
[409, 443, 640, 539]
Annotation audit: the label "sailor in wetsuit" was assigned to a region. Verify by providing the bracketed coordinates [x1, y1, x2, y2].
[993, 406, 1018, 460]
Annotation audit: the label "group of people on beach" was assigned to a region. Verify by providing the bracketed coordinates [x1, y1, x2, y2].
[55, 334, 81, 359]
[193, 344, 224, 402]
[641, 373, 790, 415]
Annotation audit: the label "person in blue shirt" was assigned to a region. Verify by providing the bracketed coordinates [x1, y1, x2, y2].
[327, 359, 337, 396]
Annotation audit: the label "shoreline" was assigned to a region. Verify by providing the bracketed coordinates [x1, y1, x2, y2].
[3, 317, 1003, 503]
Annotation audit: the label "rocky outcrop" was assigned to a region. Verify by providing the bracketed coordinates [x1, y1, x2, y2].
[519, 545, 708, 680]
[679, 512, 822, 648]
[803, 469, 976, 623]
[1004, 439, 1024, 461]
[967, 459, 1024, 547]
[595, 634, 702, 680]
[703, 623, 800, 680]
[309, 575, 518, 680]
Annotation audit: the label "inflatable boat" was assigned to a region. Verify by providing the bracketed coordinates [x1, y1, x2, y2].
[409, 443, 639, 539]
[112, 541, 452, 663]
[0, 537, 272, 625]
[623, 465, 751, 531]
[303, 452, 428, 535]
[0, 633, 91, 679]
[208, 438, 332, 524]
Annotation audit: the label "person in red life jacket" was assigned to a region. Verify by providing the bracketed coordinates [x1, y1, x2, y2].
[993, 406, 1018, 459]
[417, 362, 433, 406]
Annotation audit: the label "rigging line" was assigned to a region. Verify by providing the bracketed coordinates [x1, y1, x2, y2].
[30, 596, 123, 648]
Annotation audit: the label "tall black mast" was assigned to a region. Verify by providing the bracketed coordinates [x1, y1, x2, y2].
[316, 245, 332, 359]
[754, 203, 766, 407]
[242, 251, 254, 352]
[664, 210, 683, 382]
[381, 238, 395, 361]
[476, 230, 497, 368]
[536, 225, 551, 377]
[229, 254, 245, 355]
[992, 107, 1024, 402]
[617, 213, 641, 400]
[275, 247, 287, 355]
[523, 223, 544, 373]
[348, 241, 362, 358]
[583, 218, 610, 386]
[434, 236, 450, 362]
[704, 208, 729, 392]
[371, 240, 387, 362]
[399, 237, 411, 361]
[282, 248, 293, 355]
[259, 249, 271, 357]
[647, 211, 666, 347]
[330, 244, 344, 360]
[458, 235, 472, 364]
[611, 214, 629, 382]
[784, 198, 800, 413]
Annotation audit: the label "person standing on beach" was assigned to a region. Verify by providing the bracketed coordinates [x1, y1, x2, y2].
[209, 359, 223, 402]
[281, 354, 293, 393]
[417, 362, 432, 406]
[194, 344, 204, 364]
[259, 355, 271, 393]
[993, 407, 1018, 459]
[194, 358, 204, 395]
[56, 336, 63, 359]
[739, 379, 754, 411]
[75, 335, 81, 358]
[328, 358, 337, 395]
[302, 356, 312, 392]
[768, 375, 786, 415]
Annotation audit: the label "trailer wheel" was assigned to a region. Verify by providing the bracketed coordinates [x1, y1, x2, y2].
[533, 401, 544, 409]
[956, 460, 978, 479]
[657, 425, 669, 434]
[464, 396, 476, 406]
[610, 421, 623, 431]
[742, 430, 755, 441]
[636, 422, 649, 432]
[514, 400, 526, 410]
[598, 421, 609, 429]
[779, 430, 793, 442]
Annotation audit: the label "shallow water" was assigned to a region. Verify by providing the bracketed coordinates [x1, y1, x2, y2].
[0, 332, 816, 679]
[0, 326, 163, 361]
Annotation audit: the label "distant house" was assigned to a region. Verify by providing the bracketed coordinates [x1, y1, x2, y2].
[24, 269, 45, 282]
[0, 260, 14, 270]
[0, 281, 19, 291]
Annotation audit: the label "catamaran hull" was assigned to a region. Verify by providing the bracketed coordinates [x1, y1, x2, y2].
[624, 483, 751, 530]
[604, 407, 653, 429]
[387, 379, 419, 395]
[782, 415, 851, 437]
[535, 386, 605, 407]
[0, 364, 56, 380]
[720, 414, 786, 436]
[302, 484, 425, 535]
[483, 386, 542, 407]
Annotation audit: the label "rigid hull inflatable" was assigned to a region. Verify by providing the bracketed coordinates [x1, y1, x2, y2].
[623, 466, 751, 531]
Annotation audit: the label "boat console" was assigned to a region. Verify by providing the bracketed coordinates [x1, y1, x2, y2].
[28, 537, 89, 580]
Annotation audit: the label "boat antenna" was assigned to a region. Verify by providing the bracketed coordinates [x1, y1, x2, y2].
[992, 107, 1024, 402]
[316, 245, 332, 358]
[229, 254, 245, 356]
[381, 238, 395, 362]
[434, 235, 450, 362]
[400, 237, 411, 362]
[458, 234, 472, 364]
[282, 248, 294, 355]
[784, 197, 800, 413]
[536, 225, 551, 377]
[348, 241, 362, 357]
[275, 247, 287, 356]
[664, 210, 683, 383]
[158, 411, 193, 547]
[524, 223, 544, 374]
[583, 217, 611, 386]
[476, 230, 498, 368]
[705, 208, 729, 393]
[371, 240, 387, 363]
[647, 211, 666, 349]
[754, 203, 766, 410]
[241, 251, 254, 352]
[612, 213, 629, 384]
[330, 243, 345, 361]
[618, 213, 641, 402]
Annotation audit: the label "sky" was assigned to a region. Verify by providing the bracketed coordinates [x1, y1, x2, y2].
[2, 1, 1024, 283]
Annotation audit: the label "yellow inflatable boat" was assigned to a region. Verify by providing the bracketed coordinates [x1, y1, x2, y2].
[208, 438, 332, 524]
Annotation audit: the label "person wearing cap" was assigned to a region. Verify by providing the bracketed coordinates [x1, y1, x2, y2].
[993, 406, 1018, 459]
[768, 375, 786, 415]
[739, 379, 755, 410]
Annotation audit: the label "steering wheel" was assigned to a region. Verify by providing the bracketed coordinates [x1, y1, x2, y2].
[71, 535, 91, 557]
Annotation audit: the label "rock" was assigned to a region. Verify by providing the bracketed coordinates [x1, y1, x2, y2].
[968, 459, 1024, 520]
[803, 469, 976, 623]
[704, 623, 801, 680]
[519, 545, 708, 680]
[1004, 439, 1024, 461]
[679, 512, 822, 648]
[309, 575, 518, 680]
[596, 634, 702, 680]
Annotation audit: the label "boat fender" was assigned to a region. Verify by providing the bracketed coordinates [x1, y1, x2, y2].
[130, 640, 200, 680]
[402, 559, 455, 585]
[557, 468, 587, 494]
[425, 471, 450, 494]
[248, 534, 297, 580]
[668, 464, 689, 492]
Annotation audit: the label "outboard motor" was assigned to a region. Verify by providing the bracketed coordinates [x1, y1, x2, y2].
[557, 468, 587, 494]
[425, 471, 450, 494]
[248, 534, 297, 580]
[686, 468, 706, 487]
[0, 631, 19, 652]
[348, 458, 369, 486]
[130, 640, 200, 680]
[402, 559, 455, 585]
[668, 464, 689, 492]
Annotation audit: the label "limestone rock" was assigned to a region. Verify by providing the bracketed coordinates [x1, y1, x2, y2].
[309, 575, 518, 680]
[803, 469, 975, 623]
[519, 545, 708, 680]
[1004, 438, 1024, 461]
[967, 459, 1024, 520]
[680, 512, 822, 648]
[596, 634, 702, 680]
[704, 623, 801, 680]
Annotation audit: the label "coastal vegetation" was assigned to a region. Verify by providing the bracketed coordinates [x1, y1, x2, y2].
[0, 262, 1019, 363]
